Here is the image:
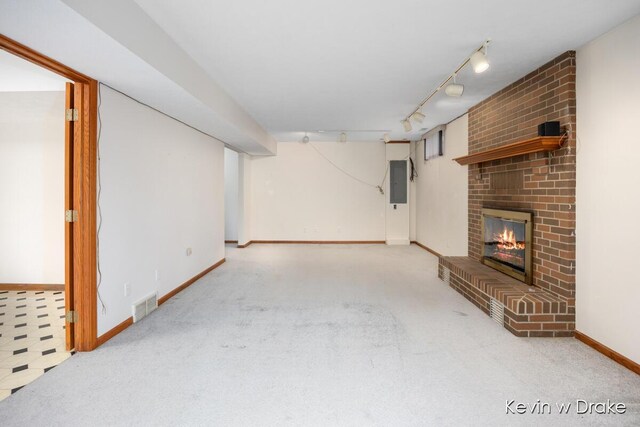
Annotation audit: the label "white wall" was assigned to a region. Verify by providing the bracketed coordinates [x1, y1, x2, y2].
[410, 163, 417, 242]
[0, 50, 71, 92]
[224, 148, 239, 241]
[414, 114, 468, 255]
[576, 15, 640, 364]
[98, 85, 225, 335]
[0, 91, 65, 284]
[250, 141, 386, 241]
[237, 153, 252, 246]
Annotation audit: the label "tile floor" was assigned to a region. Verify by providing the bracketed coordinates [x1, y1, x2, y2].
[0, 290, 71, 401]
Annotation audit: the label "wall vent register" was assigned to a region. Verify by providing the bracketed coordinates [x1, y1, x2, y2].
[490, 298, 505, 325]
[132, 292, 158, 323]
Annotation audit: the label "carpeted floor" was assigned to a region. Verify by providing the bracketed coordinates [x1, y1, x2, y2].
[0, 244, 638, 426]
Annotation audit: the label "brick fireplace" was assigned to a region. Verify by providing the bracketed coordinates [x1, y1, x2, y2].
[438, 51, 576, 337]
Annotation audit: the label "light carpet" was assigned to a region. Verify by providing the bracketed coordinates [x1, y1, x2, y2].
[0, 244, 638, 426]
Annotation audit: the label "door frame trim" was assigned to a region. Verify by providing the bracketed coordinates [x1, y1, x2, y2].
[1, 34, 99, 351]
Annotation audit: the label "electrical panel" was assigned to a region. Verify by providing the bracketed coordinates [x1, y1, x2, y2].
[389, 160, 407, 204]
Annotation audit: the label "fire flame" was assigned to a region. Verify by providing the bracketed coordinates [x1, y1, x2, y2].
[495, 227, 525, 250]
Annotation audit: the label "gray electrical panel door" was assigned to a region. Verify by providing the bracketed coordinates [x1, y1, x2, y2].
[389, 160, 407, 204]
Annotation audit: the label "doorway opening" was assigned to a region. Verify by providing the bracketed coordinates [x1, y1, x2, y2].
[0, 49, 74, 400]
[0, 36, 98, 361]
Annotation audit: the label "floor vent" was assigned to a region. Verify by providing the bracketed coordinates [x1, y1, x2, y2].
[132, 292, 158, 323]
[441, 267, 450, 285]
[490, 298, 504, 326]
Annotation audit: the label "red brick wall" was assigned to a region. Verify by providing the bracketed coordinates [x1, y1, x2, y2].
[467, 51, 576, 308]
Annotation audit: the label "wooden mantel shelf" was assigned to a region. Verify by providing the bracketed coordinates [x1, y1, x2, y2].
[453, 136, 564, 166]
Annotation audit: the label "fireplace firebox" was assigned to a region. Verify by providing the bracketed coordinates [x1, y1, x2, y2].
[481, 208, 533, 285]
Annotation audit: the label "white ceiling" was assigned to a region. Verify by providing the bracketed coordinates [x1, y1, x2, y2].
[0, 50, 69, 92]
[133, 0, 640, 142]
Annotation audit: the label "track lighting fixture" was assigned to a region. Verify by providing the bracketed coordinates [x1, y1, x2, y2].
[445, 73, 464, 97]
[383, 133, 390, 143]
[470, 43, 490, 73]
[445, 83, 464, 97]
[411, 111, 425, 123]
[302, 129, 390, 141]
[402, 39, 490, 130]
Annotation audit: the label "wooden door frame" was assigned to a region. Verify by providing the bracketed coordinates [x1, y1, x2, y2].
[64, 82, 75, 350]
[1, 34, 99, 351]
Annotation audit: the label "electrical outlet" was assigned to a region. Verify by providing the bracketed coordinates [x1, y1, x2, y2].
[124, 282, 130, 297]
[155, 270, 159, 281]
[186, 247, 192, 256]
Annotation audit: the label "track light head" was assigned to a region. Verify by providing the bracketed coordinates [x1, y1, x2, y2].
[383, 133, 390, 143]
[445, 83, 464, 97]
[339, 132, 347, 143]
[302, 133, 309, 143]
[445, 73, 464, 97]
[411, 111, 425, 123]
[470, 49, 489, 73]
[401, 40, 488, 134]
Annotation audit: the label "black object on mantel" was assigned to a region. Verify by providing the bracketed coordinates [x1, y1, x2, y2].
[537, 121, 561, 136]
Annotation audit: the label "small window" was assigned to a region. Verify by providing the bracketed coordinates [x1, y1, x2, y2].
[424, 129, 444, 160]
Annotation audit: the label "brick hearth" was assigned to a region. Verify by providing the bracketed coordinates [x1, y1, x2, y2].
[439, 257, 574, 337]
